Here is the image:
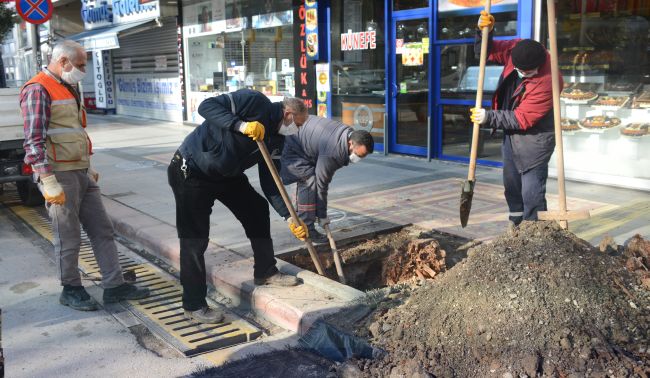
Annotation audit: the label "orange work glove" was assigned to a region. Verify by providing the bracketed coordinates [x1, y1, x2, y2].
[41, 174, 66, 205]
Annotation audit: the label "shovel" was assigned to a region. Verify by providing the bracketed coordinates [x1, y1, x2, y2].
[256, 140, 326, 275]
[536, 0, 590, 229]
[460, 0, 491, 228]
[322, 224, 346, 284]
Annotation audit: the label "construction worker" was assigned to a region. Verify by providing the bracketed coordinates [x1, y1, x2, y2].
[168, 89, 309, 324]
[471, 12, 559, 226]
[20, 40, 150, 311]
[281, 116, 374, 242]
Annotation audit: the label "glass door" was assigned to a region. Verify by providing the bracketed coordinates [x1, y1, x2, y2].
[390, 17, 430, 156]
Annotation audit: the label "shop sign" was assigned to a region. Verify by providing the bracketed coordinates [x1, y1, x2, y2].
[340, 30, 376, 51]
[402, 42, 423, 67]
[438, 0, 517, 13]
[93, 50, 116, 109]
[81, 0, 160, 30]
[293, 0, 316, 112]
[81, 0, 113, 29]
[112, 0, 159, 24]
[305, 0, 319, 60]
[315, 63, 329, 92]
[115, 74, 182, 122]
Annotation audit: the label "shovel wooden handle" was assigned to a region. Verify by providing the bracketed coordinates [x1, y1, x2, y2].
[546, 0, 569, 229]
[256, 140, 325, 275]
[468, 0, 492, 181]
[323, 224, 346, 284]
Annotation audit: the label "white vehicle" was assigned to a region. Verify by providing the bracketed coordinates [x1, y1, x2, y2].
[0, 88, 43, 205]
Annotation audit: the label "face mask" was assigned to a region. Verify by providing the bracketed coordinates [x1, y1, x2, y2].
[278, 123, 299, 136]
[515, 68, 537, 79]
[61, 62, 86, 84]
[349, 152, 362, 164]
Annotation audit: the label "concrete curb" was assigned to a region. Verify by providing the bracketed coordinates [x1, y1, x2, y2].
[103, 197, 365, 335]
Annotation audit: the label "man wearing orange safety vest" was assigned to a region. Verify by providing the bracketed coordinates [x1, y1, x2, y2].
[20, 40, 150, 311]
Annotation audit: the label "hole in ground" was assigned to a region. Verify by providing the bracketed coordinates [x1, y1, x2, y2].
[280, 228, 477, 291]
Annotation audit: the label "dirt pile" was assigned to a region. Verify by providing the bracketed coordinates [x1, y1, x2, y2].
[350, 222, 650, 377]
[624, 235, 650, 291]
[383, 239, 446, 284]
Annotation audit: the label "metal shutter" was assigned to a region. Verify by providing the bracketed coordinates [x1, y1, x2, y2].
[112, 17, 179, 74]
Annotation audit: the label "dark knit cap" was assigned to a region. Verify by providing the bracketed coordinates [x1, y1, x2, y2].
[511, 39, 547, 71]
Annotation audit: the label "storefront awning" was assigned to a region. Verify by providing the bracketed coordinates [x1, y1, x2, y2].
[69, 19, 155, 51]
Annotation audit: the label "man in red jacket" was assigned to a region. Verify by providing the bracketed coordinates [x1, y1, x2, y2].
[471, 11, 560, 226]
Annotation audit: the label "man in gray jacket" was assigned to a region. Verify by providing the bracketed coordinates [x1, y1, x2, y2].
[281, 116, 374, 243]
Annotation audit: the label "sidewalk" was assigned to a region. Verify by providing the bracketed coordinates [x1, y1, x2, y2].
[86, 114, 650, 329]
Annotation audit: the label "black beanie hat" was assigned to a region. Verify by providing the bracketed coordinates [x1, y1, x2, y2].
[511, 39, 547, 71]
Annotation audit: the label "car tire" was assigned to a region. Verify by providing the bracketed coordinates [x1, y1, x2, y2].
[17, 180, 44, 206]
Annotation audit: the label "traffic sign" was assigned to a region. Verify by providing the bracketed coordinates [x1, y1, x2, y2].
[16, 0, 53, 25]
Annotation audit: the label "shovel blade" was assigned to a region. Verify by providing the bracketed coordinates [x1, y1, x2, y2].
[459, 180, 475, 228]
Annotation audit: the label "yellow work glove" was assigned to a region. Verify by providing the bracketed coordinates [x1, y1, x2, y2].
[477, 10, 495, 31]
[240, 121, 265, 141]
[88, 167, 99, 182]
[288, 218, 309, 241]
[41, 174, 66, 205]
[470, 107, 487, 125]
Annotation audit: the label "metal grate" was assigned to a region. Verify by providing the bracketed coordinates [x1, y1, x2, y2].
[1, 193, 263, 356]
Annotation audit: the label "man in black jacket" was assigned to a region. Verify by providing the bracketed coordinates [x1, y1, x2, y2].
[168, 89, 309, 324]
[281, 116, 374, 242]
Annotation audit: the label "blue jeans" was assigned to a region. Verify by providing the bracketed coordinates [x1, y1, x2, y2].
[502, 141, 549, 225]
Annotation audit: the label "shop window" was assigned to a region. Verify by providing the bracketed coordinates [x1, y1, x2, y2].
[183, 0, 295, 123]
[330, 0, 385, 144]
[437, 2, 517, 41]
[541, 1, 650, 188]
[393, 0, 428, 11]
[440, 43, 503, 100]
[441, 104, 502, 161]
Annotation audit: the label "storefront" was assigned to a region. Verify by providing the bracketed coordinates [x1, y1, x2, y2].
[71, 0, 182, 122]
[180, 0, 649, 191]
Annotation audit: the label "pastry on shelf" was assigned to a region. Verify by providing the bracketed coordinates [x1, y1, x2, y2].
[633, 92, 650, 108]
[620, 123, 649, 136]
[603, 82, 640, 93]
[561, 87, 598, 103]
[561, 118, 580, 131]
[593, 95, 629, 108]
[580, 116, 621, 129]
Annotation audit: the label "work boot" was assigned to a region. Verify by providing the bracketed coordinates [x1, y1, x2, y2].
[184, 306, 225, 324]
[254, 272, 301, 286]
[59, 285, 99, 311]
[306, 224, 328, 244]
[103, 283, 150, 304]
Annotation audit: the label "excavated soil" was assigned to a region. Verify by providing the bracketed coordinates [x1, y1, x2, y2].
[338, 222, 650, 377]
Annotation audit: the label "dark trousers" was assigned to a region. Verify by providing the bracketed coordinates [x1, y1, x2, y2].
[168, 157, 278, 311]
[282, 173, 317, 226]
[502, 142, 549, 226]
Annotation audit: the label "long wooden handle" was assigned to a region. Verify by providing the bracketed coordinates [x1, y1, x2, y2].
[323, 224, 346, 284]
[546, 0, 568, 229]
[256, 140, 325, 275]
[468, 0, 492, 181]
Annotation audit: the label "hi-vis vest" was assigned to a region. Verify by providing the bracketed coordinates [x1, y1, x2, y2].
[23, 71, 91, 171]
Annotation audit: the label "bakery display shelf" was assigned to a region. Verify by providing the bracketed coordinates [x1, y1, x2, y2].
[561, 94, 599, 104]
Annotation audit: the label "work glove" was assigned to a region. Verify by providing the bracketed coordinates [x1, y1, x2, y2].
[470, 108, 487, 125]
[318, 217, 330, 227]
[477, 10, 495, 31]
[88, 167, 99, 182]
[41, 174, 66, 205]
[288, 218, 309, 241]
[240, 121, 265, 141]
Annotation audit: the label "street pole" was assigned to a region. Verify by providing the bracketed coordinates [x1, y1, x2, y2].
[30, 23, 41, 75]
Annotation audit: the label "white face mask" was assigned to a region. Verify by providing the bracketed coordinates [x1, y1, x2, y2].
[349, 152, 362, 164]
[61, 62, 86, 84]
[515, 68, 538, 79]
[278, 123, 299, 136]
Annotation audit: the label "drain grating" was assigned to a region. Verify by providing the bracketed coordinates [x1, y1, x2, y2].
[1, 193, 263, 356]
